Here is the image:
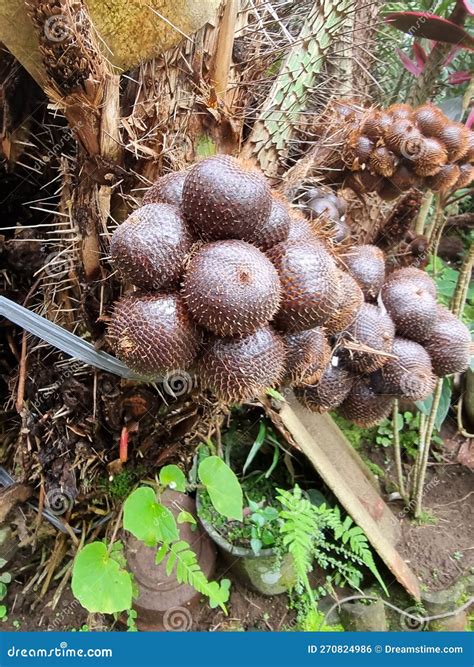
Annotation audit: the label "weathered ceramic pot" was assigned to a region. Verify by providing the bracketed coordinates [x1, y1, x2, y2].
[125, 490, 216, 631]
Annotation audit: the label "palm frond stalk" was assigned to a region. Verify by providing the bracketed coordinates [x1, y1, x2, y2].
[242, 0, 353, 177]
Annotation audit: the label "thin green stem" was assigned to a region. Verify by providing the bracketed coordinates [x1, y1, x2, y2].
[413, 379, 443, 518]
[388, 67, 408, 106]
[426, 194, 443, 246]
[411, 412, 426, 497]
[392, 401, 407, 502]
[414, 192, 433, 235]
[451, 243, 474, 318]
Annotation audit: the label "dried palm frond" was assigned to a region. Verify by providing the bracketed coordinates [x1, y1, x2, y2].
[0, 0, 220, 84]
[121, 0, 261, 186]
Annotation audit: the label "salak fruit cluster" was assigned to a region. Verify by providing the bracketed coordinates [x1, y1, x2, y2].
[107, 155, 471, 426]
[338, 102, 474, 200]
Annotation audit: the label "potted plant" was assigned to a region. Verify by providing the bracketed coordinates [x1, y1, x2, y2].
[193, 417, 296, 595]
[196, 467, 297, 596]
[70, 464, 232, 629]
[193, 414, 389, 606]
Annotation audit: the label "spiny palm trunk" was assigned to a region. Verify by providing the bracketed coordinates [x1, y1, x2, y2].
[241, 0, 353, 177]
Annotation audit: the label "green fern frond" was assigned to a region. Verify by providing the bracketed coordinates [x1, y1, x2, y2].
[277, 485, 388, 597]
[326, 517, 389, 596]
[277, 487, 321, 602]
[159, 540, 228, 612]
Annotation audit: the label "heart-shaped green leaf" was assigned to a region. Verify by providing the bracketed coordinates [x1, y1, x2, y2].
[72, 542, 133, 614]
[123, 487, 178, 547]
[159, 465, 187, 492]
[198, 456, 243, 521]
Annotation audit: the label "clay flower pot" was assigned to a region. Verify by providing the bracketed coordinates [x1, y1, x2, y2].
[125, 490, 216, 631]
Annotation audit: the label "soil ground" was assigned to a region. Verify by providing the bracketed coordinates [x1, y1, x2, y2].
[397, 464, 473, 592]
[1, 560, 294, 633]
[360, 426, 474, 592]
[192, 578, 295, 632]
